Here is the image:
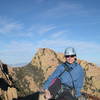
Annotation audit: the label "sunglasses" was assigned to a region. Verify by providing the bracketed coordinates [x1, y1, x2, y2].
[65, 55, 76, 58]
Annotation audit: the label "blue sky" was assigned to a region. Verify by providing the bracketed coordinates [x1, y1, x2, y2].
[0, 0, 100, 66]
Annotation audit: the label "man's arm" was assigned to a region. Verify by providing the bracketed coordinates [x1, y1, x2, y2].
[75, 66, 84, 97]
[43, 64, 63, 90]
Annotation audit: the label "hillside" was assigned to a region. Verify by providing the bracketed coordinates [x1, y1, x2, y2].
[0, 48, 100, 100]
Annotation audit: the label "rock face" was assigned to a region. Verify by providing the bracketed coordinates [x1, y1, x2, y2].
[0, 60, 17, 100]
[32, 48, 61, 70]
[78, 60, 100, 97]
[31, 48, 65, 80]
[0, 48, 100, 100]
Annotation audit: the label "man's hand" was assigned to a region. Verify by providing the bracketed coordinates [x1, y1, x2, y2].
[44, 89, 52, 99]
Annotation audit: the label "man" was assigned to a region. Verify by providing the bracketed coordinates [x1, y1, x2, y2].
[42, 47, 84, 100]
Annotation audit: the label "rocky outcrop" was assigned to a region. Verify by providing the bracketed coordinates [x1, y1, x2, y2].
[78, 60, 100, 98]
[31, 48, 65, 80]
[31, 48, 61, 70]
[0, 60, 17, 100]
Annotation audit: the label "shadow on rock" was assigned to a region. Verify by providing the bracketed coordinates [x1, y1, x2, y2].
[1, 64, 9, 74]
[13, 92, 55, 100]
[0, 97, 2, 100]
[0, 78, 10, 91]
[13, 92, 40, 100]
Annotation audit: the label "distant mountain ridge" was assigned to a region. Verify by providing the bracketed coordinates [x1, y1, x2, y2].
[10, 63, 27, 67]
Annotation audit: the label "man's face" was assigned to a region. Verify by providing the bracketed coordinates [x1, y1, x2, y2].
[65, 55, 76, 64]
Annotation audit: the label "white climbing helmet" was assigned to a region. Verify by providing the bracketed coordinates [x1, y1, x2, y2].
[64, 47, 76, 56]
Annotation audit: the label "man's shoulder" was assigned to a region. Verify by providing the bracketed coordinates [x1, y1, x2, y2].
[56, 63, 65, 69]
[76, 63, 84, 72]
[75, 62, 82, 67]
